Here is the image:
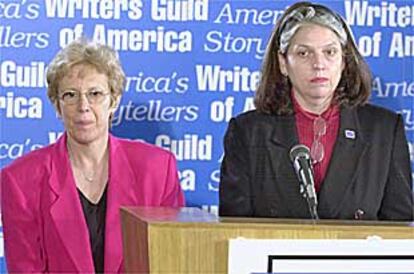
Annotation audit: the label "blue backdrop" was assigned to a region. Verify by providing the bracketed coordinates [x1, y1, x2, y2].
[0, 0, 413, 272]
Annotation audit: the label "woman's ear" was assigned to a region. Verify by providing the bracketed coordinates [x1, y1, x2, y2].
[278, 52, 288, 76]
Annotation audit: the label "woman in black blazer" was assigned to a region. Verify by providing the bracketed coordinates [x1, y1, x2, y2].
[219, 2, 413, 221]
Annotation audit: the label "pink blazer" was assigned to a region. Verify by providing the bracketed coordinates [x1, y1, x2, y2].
[1, 134, 185, 273]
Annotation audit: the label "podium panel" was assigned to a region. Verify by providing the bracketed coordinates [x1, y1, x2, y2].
[120, 207, 414, 273]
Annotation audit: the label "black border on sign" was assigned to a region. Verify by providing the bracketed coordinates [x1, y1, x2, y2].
[267, 255, 414, 273]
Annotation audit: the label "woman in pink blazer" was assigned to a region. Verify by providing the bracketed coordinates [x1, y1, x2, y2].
[1, 39, 185, 273]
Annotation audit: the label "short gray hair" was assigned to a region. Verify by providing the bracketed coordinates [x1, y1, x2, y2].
[47, 38, 126, 113]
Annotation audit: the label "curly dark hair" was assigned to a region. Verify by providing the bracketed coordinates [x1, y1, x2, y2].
[254, 2, 372, 115]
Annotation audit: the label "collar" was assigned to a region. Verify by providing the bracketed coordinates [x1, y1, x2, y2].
[291, 91, 340, 121]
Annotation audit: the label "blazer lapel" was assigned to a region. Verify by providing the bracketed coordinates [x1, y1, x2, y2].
[267, 115, 310, 217]
[268, 115, 299, 183]
[104, 135, 137, 273]
[269, 115, 298, 150]
[268, 115, 299, 180]
[48, 134, 95, 272]
[318, 106, 368, 217]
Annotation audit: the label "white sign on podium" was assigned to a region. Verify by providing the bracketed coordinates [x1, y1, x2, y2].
[228, 238, 414, 274]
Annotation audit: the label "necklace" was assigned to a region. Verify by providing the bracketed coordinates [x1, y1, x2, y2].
[81, 171, 95, 183]
[67, 143, 97, 183]
[67, 141, 109, 184]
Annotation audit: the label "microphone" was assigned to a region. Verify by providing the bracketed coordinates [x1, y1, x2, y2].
[289, 144, 319, 220]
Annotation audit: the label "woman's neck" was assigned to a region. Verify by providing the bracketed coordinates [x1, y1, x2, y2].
[292, 91, 333, 115]
[67, 135, 109, 202]
[66, 136, 109, 168]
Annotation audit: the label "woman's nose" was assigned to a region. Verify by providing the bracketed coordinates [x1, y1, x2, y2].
[312, 53, 326, 70]
[77, 94, 91, 111]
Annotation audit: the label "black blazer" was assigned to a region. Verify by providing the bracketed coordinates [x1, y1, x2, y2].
[219, 104, 413, 221]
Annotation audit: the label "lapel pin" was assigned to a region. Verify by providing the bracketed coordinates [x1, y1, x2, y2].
[354, 209, 365, 220]
[344, 129, 356, 139]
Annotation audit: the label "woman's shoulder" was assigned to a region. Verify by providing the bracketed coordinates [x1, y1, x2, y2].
[111, 136, 174, 160]
[358, 103, 398, 116]
[2, 142, 55, 175]
[1, 142, 55, 189]
[357, 103, 400, 123]
[232, 109, 278, 125]
[233, 109, 264, 120]
[231, 109, 291, 133]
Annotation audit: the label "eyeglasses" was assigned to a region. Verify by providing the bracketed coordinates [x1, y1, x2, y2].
[310, 116, 326, 164]
[58, 89, 110, 105]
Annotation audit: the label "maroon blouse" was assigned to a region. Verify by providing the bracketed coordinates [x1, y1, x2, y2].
[292, 94, 340, 192]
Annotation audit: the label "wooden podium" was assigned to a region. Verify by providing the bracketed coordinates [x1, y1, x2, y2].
[120, 207, 414, 273]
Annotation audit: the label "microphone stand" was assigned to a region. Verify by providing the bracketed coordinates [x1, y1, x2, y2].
[290, 144, 320, 221]
[300, 181, 319, 221]
[305, 191, 319, 220]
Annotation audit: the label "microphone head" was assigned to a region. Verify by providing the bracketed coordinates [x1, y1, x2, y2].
[289, 144, 311, 162]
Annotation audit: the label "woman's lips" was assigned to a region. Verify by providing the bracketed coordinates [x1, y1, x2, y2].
[75, 120, 94, 128]
[310, 77, 329, 83]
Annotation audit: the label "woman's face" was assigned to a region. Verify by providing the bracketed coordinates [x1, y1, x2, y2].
[278, 23, 344, 113]
[57, 63, 114, 145]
